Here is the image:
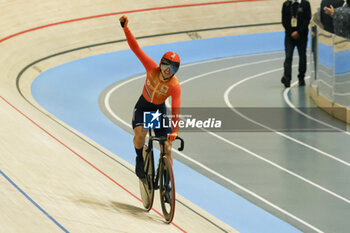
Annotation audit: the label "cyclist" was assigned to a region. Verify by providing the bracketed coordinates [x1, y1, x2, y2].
[119, 15, 181, 179]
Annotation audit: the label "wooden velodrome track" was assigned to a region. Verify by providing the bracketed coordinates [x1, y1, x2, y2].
[0, 0, 320, 232]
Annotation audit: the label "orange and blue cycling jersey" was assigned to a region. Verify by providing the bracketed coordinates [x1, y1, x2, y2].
[123, 27, 181, 133]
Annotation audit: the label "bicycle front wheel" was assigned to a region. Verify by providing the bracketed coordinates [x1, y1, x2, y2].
[159, 156, 176, 223]
[138, 146, 154, 211]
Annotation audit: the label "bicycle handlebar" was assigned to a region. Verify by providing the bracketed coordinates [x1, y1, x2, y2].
[149, 136, 184, 151]
[175, 136, 184, 151]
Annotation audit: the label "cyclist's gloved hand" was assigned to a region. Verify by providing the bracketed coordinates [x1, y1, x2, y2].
[167, 132, 178, 141]
[119, 15, 128, 28]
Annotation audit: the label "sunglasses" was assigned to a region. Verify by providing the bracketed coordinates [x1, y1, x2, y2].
[161, 59, 180, 75]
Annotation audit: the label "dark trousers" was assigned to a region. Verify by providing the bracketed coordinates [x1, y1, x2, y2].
[283, 34, 308, 84]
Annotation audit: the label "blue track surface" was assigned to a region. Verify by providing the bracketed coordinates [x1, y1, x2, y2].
[32, 31, 301, 233]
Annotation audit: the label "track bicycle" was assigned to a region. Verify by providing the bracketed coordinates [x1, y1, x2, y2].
[138, 129, 184, 223]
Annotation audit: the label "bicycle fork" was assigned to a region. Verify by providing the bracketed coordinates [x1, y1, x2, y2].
[151, 140, 166, 190]
[153, 155, 163, 190]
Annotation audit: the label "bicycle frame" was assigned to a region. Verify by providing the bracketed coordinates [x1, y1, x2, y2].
[145, 130, 166, 190]
[145, 129, 184, 189]
[139, 129, 184, 223]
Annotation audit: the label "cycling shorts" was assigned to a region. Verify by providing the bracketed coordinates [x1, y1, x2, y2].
[132, 95, 172, 137]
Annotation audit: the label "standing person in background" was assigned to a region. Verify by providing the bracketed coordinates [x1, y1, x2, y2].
[320, 0, 344, 33]
[281, 0, 311, 88]
[324, 0, 350, 39]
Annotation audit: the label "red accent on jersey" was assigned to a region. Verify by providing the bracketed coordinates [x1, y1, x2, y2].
[123, 27, 181, 133]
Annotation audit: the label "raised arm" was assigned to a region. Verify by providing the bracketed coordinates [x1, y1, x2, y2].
[119, 16, 157, 72]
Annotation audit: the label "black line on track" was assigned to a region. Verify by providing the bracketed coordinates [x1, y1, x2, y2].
[16, 22, 280, 232]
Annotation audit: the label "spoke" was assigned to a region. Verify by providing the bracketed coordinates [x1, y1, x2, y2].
[165, 192, 171, 204]
[161, 190, 166, 197]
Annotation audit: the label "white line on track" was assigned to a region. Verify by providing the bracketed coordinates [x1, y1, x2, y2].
[173, 136, 324, 233]
[209, 119, 350, 204]
[105, 52, 285, 127]
[182, 59, 350, 203]
[283, 78, 350, 135]
[318, 79, 333, 88]
[316, 69, 350, 85]
[334, 92, 350, 96]
[208, 67, 350, 203]
[316, 78, 350, 96]
[224, 67, 350, 168]
[335, 80, 350, 85]
[318, 69, 333, 79]
[105, 74, 146, 128]
[103, 56, 342, 232]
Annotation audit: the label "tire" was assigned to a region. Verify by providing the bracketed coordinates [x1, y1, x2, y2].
[138, 146, 154, 211]
[159, 156, 176, 223]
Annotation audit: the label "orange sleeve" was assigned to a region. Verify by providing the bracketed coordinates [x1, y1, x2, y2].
[170, 84, 181, 134]
[123, 27, 158, 72]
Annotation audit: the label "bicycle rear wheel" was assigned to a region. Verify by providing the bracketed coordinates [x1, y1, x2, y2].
[159, 156, 176, 223]
[138, 146, 154, 211]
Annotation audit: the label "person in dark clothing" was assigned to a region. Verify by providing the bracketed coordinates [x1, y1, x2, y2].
[324, 0, 350, 39]
[281, 0, 311, 88]
[320, 0, 344, 33]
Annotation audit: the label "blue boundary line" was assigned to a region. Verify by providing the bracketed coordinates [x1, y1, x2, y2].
[0, 169, 69, 233]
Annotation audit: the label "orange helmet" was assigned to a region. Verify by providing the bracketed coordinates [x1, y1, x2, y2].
[160, 51, 180, 75]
